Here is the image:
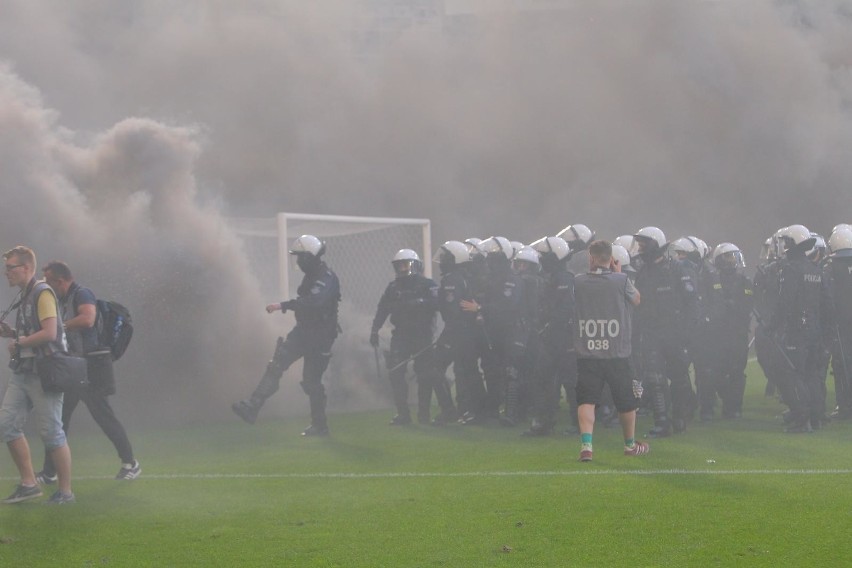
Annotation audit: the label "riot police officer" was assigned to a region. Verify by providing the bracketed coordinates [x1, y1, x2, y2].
[711, 243, 754, 418]
[460, 236, 529, 424]
[371, 249, 453, 425]
[826, 228, 852, 419]
[767, 225, 827, 433]
[632, 227, 699, 437]
[232, 235, 341, 436]
[527, 235, 577, 436]
[433, 241, 479, 423]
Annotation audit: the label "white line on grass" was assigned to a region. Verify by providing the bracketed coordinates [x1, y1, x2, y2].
[5, 469, 849, 482]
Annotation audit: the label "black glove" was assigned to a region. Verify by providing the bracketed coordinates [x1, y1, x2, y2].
[369, 331, 379, 348]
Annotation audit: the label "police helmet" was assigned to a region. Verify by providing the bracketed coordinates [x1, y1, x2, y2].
[392, 249, 421, 276]
[289, 235, 325, 257]
[828, 228, 852, 257]
[433, 241, 470, 265]
[807, 233, 826, 261]
[530, 236, 570, 260]
[633, 226, 667, 253]
[832, 223, 852, 235]
[611, 244, 634, 272]
[480, 236, 514, 259]
[556, 224, 594, 250]
[509, 241, 525, 259]
[779, 224, 815, 253]
[668, 237, 696, 260]
[512, 246, 540, 274]
[464, 237, 487, 259]
[712, 242, 744, 270]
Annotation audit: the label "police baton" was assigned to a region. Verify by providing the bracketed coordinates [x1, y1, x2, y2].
[387, 340, 439, 374]
[835, 325, 850, 394]
[751, 308, 797, 371]
[373, 344, 383, 382]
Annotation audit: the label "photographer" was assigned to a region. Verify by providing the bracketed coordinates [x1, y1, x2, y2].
[573, 240, 648, 462]
[0, 246, 74, 504]
[36, 261, 140, 483]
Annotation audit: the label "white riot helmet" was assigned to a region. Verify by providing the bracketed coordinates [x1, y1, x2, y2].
[557, 224, 594, 250]
[510, 241, 524, 259]
[512, 246, 540, 274]
[807, 233, 826, 261]
[633, 226, 667, 255]
[713, 242, 744, 270]
[433, 240, 470, 266]
[828, 227, 852, 257]
[530, 236, 570, 260]
[832, 223, 852, 235]
[464, 237, 486, 259]
[613, 235, 637, 258]
[480, 236, 514, 259]
[392, 249, 421, 277]
[687, 236, 710, 260]
[611, 244, 633, 272]
[778, 224, 815, 253]
[668, 237, 696, 260]
[289, 234, 325, 257]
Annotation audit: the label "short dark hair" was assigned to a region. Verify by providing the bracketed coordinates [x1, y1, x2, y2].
[43, 260, 73, 281]
[588, 240, 613, 264]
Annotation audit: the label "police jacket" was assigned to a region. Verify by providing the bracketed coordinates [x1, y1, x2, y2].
[634, 254, 699, 341]
[437, 266, 477, 337]
[371, 274, 438, 337]
[480, 264, 528, 338]
[286, 262, 340, 328]
[717, 269, 754, 337]
[539, 262, 576, 338]
[769, 253, 825, 342]
[753, 260, 781, 325]
[824, 254, 852, 332]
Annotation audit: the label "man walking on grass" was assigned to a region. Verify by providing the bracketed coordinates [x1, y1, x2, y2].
[573, 240, 648, 462]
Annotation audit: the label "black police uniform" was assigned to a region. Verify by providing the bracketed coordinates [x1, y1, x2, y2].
[239, 260, 340, 433]
[714, 266, 754, 417]
[825, 252, 852, 417]
[476, 257, 529, 422]
[371, 272, 454, 424]
[768, 249, 826, 431]
[634, 254, 699, 436]
[753, 259, 784, 395]
[527, 259, 576, 435]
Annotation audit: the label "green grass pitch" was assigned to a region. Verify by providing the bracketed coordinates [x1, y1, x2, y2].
[2, 361, 851, 567]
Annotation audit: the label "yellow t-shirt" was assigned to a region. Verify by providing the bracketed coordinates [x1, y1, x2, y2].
[36, 289, 58, 322]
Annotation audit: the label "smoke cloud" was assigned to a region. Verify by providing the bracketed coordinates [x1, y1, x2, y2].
[1, 1, 851, 426]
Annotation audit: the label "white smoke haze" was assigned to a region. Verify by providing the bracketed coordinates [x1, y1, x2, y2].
[1, 1, 852, 427]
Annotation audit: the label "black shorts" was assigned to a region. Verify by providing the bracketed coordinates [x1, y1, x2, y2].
[575, 358, 639, 413]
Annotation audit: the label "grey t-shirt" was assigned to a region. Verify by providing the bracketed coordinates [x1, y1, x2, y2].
[574, 269, 638, 359]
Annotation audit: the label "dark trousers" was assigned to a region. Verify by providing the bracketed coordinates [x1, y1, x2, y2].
[386, 332, 453, 420]
[250, 324, 336, 428]
[42, 355, 134, 476]
[832, 329, 852, 412]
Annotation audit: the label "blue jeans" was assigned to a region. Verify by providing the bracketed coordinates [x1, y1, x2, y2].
[0, 372, 67, 449]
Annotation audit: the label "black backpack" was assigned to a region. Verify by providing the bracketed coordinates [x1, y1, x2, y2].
[95, 299, 133, 361]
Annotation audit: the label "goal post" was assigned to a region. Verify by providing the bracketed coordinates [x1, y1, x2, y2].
[229, 212, 432, 316]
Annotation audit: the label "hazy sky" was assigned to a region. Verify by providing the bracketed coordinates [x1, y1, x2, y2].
[1, 0, 851, 425]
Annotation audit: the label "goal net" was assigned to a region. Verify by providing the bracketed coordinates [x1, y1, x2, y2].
[227, 212, 434, 412]
[228, 212, 433, 317]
